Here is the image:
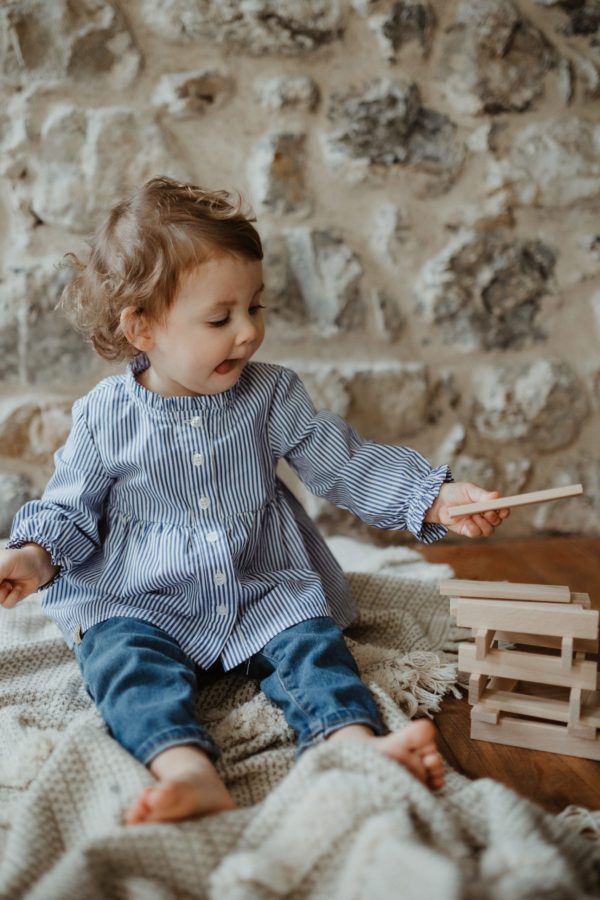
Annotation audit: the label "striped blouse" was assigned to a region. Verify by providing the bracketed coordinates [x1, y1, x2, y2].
[9, 357, 450, 670]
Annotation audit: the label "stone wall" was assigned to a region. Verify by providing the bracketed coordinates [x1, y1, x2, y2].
[0, 0, 599, 541]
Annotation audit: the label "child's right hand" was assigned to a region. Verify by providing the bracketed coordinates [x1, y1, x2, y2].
[0, 545, 59, 608]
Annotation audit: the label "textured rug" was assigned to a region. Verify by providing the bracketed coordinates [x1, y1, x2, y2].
[1, 558, 599, 899]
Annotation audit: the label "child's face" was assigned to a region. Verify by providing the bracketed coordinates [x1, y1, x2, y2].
[140, 253, 265, 397]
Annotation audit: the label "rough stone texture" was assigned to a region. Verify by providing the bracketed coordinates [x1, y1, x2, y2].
[0, 97, 191, 235]
[248, 133, 310, 217]
[255, 75, 320, 111]
[0, 397, 72, 463]
[1, 260, 96, 385]
[140, 0, 345, 54]
[326, 79, 464, 194]
[283, 229, 365, 333]
[439, 0, 560, 115]
[488, 117, 600, 208]
[346, 365, 431, 441]
[370, 204, 412, 266]
[357, 1, 437, 61]
[153, 70, 234, 118]
[0, 0, 598, 539]
[0, 474, 33, 536]
[0, 0, 141, 89]
[473, 360, 589, 452]
[415, 231, 556, 351]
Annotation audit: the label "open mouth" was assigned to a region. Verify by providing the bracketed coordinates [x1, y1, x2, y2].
[215, 359, 237, 375]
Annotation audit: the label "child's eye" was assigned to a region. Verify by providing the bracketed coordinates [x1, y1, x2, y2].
[209, 316, 230, 328]
[249, 304, 266, 315]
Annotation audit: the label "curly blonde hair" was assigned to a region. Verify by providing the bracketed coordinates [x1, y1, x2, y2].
[60, 176, 263, 361]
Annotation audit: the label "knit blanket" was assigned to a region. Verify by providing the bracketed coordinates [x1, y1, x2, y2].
[1, 566, 599, 899]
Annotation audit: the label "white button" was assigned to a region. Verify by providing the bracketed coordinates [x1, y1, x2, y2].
[199, 497, 210, 510]
[206, 531, 219, 543]
[193, 453, 204, 466]
[214, 571, 226, 586]
[190, 416, 202, 428]
[216, 604, 227, 615]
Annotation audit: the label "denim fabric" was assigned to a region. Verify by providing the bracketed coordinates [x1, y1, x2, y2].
[247, 616, 385, 753]
[74, 615, 385, 765]
[74, 617, 221, 765]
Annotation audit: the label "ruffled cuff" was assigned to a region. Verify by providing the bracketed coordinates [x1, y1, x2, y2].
[6, 535, 67, 590]
[406, 464, 453, 544]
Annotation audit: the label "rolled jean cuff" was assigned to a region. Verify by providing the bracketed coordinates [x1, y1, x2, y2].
[296, 707, 387, 756]
[137, 725, 221, 766]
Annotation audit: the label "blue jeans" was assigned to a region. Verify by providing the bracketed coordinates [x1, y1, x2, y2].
[74, 615, 385, 765]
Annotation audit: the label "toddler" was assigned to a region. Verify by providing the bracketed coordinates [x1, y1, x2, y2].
[0, 177, 508, 825]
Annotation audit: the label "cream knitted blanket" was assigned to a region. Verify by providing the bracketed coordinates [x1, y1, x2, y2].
[1, 571, 599, 899]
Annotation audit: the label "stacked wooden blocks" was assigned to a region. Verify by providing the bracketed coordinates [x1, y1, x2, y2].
[440, 579, 600, 761]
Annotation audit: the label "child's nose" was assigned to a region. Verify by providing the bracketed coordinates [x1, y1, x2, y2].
[237, 315, 260, 344]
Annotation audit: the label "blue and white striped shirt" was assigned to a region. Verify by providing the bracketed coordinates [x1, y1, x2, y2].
[9, 357, 450, 670]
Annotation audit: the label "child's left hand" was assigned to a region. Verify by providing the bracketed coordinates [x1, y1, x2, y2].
[424, 482, 510, 538]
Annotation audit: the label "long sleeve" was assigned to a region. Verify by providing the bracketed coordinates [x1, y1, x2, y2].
[268, 367, 451, 543]
[7, 399, 115, 579]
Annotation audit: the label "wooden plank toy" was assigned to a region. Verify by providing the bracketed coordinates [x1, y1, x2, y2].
[440, 578, 571, 603]
[445, 575, 600, 760]
[448, 483, 583, 518]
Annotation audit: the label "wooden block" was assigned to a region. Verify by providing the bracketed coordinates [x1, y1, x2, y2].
[479, 688, 569, 723]
[561, 636, 574, 671]
[448, 483, 583, 517]
[475, 628, 495, 660]
[468, 673, 488, 704]
[487, 677, 519, 692]
[440, 579, 571, 603]
[472, 704, 500, 725]
[571, 592, 592, 609]
[459, 643, 598, 690]
[471, 716, 600, 761]
[453, 597, 598, 640]
[494, 630, 598, 655]
[478, 686, 600, 730]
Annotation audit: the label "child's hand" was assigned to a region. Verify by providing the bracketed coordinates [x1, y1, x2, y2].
[424, 483, 510, 538]
[0, 545, 58, 608]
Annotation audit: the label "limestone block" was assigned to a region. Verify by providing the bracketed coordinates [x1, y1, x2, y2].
[260, 230, 308, 325]
[370, 203, 411, 265]
[415, 230, 556, 351]
[325, 78, 464, 194]
[503, 458, 532, 495]
[0, 396, 72, 463]
[140, 0, 345, 54]
[438, 0, 559, 115]
[30, 105, 190, 233]
[0, 473, 33, 537]
[434, 424, 466, 469]
[356, 1, 437, 61]
[249, 133, 310, 217]
[488, 118, 600, 208]
[0, 0, 141, 89]
[473, 360, 589, 451]
[372, 290, 405, 341]
[347, 364, 430, 440]
[531, 464, 599, 535]
[283, 228, 364, 333]
[3, 260, 94, 385]
[153, 70, 234, 118]
[297, 369, 351, 417]
[0, 283, 20, 385]
[450, 454, 497, 489]
[255, 76, 320, 112]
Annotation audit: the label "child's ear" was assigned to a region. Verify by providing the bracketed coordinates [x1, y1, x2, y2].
[120, 306, 154, 352]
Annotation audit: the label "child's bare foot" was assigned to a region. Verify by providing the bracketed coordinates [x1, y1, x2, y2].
[327, 719, 445, 790]
[125, 744, 237, 825]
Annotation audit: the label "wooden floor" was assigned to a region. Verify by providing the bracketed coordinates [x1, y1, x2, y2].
[418, 536, 600, 815]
